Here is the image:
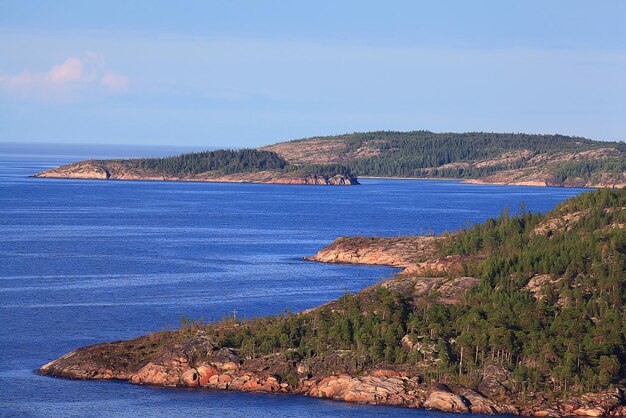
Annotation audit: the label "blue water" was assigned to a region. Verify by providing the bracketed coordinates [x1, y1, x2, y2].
[0, 144, 588, 417]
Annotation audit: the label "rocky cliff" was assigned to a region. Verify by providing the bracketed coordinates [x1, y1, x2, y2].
[305, 236, 481, 305]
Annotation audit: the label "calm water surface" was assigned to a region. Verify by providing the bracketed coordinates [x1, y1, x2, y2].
[0, 144, 587, 417]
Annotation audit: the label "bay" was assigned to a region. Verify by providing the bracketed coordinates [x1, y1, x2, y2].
[0, 143, 587, 417]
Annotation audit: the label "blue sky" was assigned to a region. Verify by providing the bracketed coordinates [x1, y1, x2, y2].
[1, 1, 625, 147]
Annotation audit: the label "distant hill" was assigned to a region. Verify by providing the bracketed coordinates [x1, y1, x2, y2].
[264, 131, 626, 188]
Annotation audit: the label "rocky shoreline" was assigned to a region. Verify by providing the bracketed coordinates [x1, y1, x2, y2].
[38, 234, 626, 416]
[39, 338, 626, 417]
[39, 345, 525, 414]
[32, 158, 625, 189]
[462, 179, 626, 189]
[32, 160, 359, 186]
[359, 176, 624, 189]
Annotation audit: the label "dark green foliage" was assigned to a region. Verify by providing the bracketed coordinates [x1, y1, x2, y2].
[132, 148, 353, 178]
[137, 149, 289, 175]
[554, 160, 626, 182]
[285, 163, 353, 177]
[185, 189, 626, 395]
[435, 189, 626, 392]
[201, 288, 412, 369]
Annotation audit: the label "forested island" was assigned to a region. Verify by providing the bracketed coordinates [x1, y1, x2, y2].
[34, 131, 626, 188]
[33, 149, 358, 186]
[40, 189, 626, 416]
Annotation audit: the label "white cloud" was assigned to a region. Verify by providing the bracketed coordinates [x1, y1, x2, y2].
[101, 71, 129, 92]
[0, 53, 129, 101]
[49, 57, 83, 83]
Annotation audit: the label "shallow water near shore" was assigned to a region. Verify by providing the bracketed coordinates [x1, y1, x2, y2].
[0, 143, 588, 417]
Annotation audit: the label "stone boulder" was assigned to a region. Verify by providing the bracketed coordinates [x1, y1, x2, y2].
[196, 365, 218, 386]
[130, 362, 182, 387]
[424, 383, 470, 413]
[181, 369, 200, 387]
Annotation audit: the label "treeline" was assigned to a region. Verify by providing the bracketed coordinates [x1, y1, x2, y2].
[137, 149, 289, 175]
[185, 189, 626, 395]
[285, 163, 353, 177]
[134, 149, 352, 178]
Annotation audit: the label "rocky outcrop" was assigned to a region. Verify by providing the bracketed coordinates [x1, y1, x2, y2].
[304, 236, 442, 269]
[421, 383, 518, 415]
[33, 160, 359, 186]
[306, 373, 422, 407]
[263, 138, 382, 165]
[440, 147, 626, 189]
[524, 274, 565, 303]
[558, 390, 625, 417]
[463, 168, 626, 189]
[424, 384, 470, 413]
[305, 236, 480, 305]
[531, 210, 590, 237]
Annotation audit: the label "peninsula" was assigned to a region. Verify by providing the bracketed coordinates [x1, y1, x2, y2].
[33, 149, 359, 186]
[40, 189, 626, 416]
[34, 131, 626, 188]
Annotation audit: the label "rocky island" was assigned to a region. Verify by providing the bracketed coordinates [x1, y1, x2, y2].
[34, 131, 626, 188]
[39, 189, 626, 416]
